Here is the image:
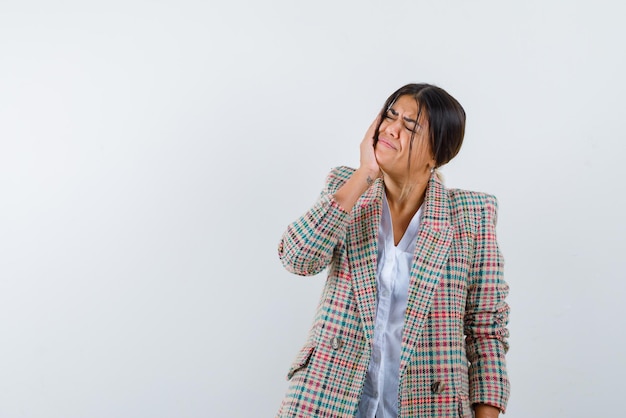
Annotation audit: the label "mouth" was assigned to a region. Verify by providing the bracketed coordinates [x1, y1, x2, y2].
[377, 137, 397, 150]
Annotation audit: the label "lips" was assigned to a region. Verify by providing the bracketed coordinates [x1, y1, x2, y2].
[377, 137, 397, 150]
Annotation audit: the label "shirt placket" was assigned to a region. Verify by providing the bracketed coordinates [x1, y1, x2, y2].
[371, 244, 396, 413]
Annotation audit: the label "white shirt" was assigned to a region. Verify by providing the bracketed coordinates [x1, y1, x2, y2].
[356, 193, 423, 418]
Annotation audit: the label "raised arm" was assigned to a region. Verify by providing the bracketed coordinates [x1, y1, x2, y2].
[278, 116, 382, 276]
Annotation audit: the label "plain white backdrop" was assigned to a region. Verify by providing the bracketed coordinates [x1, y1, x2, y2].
[1, 1, 625, 417]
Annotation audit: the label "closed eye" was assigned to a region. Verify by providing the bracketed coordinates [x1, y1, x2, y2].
[384, 109, 397, 119]
[403, 116, 418, 131]
[385, 108, 419, 131]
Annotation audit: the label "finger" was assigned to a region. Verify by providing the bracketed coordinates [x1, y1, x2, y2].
[369, 114, 381, 132]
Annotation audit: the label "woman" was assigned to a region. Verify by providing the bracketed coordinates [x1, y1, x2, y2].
[276, 84, 510, 418]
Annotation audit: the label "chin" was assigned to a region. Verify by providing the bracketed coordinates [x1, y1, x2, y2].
[377, 162, 400, 177]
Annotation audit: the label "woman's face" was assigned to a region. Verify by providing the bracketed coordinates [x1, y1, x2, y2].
[375, 95, 435, 178]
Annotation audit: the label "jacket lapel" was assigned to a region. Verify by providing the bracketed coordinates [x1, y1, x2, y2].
[399, 173, 452, 373]
[345, 173, 452, 359]
[346, 178, 384, 344]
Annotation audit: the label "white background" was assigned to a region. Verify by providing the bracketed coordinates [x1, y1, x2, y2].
[1, 1, 625, 417]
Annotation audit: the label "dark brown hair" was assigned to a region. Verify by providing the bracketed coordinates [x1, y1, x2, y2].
[374, 83, 466, 168]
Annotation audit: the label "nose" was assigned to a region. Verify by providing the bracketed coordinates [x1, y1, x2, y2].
[384, 119, 401, 137]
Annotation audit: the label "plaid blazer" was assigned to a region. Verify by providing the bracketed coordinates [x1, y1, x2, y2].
[277, 166, 510, 418]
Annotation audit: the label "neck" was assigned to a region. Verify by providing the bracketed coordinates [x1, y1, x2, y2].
[383, 170, 431, 214]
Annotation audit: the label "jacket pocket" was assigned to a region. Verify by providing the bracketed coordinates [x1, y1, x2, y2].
[286, 342, 316, 380]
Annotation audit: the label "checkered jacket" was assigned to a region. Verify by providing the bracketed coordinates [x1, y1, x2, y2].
[276, 166, 510, 418]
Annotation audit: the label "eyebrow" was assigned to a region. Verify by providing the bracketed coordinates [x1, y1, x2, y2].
[388, 107, 418, 125]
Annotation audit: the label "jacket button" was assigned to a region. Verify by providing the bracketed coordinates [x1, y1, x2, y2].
[431, 381, 446, 394]
[330, 336, 342, 350]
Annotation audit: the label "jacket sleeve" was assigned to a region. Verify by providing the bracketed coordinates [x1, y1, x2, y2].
[278, 167, 353, 276]
[464, 194, 510, 412]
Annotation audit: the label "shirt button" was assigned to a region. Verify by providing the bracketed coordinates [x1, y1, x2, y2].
[381, 289, 389, 298]
[330, 336, 342, 350]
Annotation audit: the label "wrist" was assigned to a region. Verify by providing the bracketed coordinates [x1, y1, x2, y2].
[473, 403, 500, 418]
[355, 167, 379, 186]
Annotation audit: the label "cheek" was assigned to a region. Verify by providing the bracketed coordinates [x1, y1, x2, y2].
[374, 146, 390, 161]
[413, 137, 433, 157]
[410, 138, 434, 160]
